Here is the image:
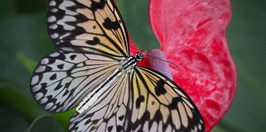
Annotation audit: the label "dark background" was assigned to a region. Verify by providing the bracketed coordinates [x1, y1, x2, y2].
[0, 0, 265, 131]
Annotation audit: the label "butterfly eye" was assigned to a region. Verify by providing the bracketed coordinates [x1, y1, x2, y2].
[135, 52, 143, 62]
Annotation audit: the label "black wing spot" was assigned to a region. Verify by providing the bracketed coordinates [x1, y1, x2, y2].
[153, 110, 163, 122]
[54, 83, 62, 90]
[57, 53, 66, 60]
[86, 37, 100, 45]
[84, 119, 90, 125]
[57, 64, 64, 69]
[93, 25, 96, 29]
[155, 80, 167, 96]
[45, 66, 52, 72]
[107, 126, 113, 132]
[103, 18, 120, 30]
[37, 84, 47, 93]
[40, 83, 47, 88]
[50, 73, 57, 80]
[118, 115, 124, 121]
[70, 54, 77, 60]
[91, 0, 105, 11]
[136, 95, 144, 108]
[117, 126, 123, 131]
[169, 97, 179, 109]
[47, 58, 55, 64]
[63, 90, 69, 96]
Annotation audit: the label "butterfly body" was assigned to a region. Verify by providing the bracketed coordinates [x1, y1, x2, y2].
[77, 52, 143, 114]
[30, 0, 204, 131]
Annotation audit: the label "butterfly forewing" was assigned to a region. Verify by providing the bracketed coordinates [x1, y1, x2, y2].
[47, 0, 129, 57]
[127, 67, 204, 132]
[69, 71, 131, 132]
[30, 50, 120, 112]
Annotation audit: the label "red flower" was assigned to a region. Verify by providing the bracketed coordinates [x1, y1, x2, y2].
[129, 0, 237, 131]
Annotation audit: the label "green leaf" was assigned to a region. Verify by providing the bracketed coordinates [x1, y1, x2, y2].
[18, 54, 37, 73]
[117, 0, 160, 50]
[54, 109, 75, 129]
[212, 125, 228, 132]
[28, 115, 65, 132]
[0, 0, 15, 20]
[213, 120, 247, 132]
[16, 0, 46, 14]
[0, 84, 43, 121]
[0, 102, 29, 132]
[223, 0, 266, 131]
[0, 13, 55, 97]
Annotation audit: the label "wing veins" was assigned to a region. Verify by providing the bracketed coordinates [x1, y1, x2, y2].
[92, 7, 127, 56]
[135, 69, 171, 106]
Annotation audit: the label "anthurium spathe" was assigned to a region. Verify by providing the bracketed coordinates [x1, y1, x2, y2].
[129, 0, 237, 131]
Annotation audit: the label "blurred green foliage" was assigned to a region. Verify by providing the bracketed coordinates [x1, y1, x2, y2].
[28, 115, 65, 132]
[0, 0, 265, 131]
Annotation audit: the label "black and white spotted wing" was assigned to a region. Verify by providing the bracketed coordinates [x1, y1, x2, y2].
[30, 0, 205, 131]
[69, 70, 131, 132]
[127, 67, 204, 131]
[47, 0, 129, 57]
[31, 0, 129, 113]
[30, 50, 120, 112]
[68, 66, 204, 132]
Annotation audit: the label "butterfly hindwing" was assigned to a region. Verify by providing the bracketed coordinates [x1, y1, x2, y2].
[68, 66, 204, 132]
[47, 0, 129, 57]
[128, 67, 204, 132]
[69, 71, 131, 132]
[30, 50, 120, 112]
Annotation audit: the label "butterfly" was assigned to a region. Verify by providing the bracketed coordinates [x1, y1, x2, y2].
[30, 0, 205, 131]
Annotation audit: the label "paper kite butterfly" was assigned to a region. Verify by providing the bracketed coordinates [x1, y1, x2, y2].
[30, 0, 205, 131]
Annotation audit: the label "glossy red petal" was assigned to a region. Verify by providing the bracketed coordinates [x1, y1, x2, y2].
[149, 0, 237, 131]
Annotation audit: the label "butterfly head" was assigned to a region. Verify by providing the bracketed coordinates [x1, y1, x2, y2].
[135, 52, 143, 62]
